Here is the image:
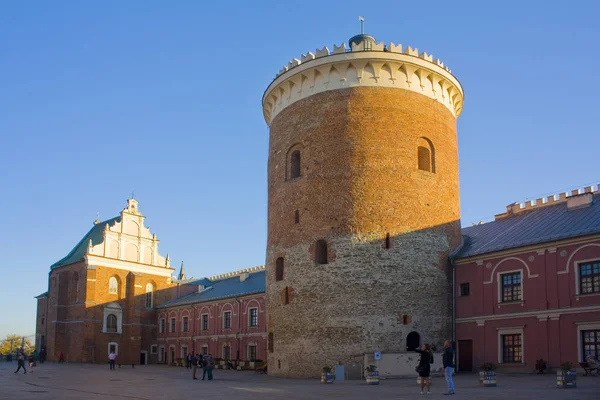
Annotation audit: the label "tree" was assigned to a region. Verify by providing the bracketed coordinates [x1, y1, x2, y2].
[0, 334, 33, 355]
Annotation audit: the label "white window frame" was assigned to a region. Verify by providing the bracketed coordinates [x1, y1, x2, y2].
[248, 307, 259, 327]
[150, 345, 158, 354]
[108, 342, 119, 356]
[102, 303, 123, 334]
[223, 311, 232, 329]
[576, 322, 600, 362]
[497, 269, 523, 305]
[109, 277, 118, 294]
[201, 313, 209, 330]
[170, 318, 176, 333]
[182, 316, 189, 332]
[497, 326, 524, 364]
[575, 259, 600, 296]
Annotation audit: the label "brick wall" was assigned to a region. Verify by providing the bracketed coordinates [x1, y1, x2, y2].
[266, 87, 461, 377]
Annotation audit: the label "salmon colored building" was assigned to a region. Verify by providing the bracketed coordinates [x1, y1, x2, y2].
[156, 268, 266, 364]
[453, 188, 600, 372]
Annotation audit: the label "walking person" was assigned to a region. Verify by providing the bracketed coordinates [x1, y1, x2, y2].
[28, 353, 35, 373]
[415, 343, 433, 395]
[442, 340, 455, 395]
[192, 354, 199, 380]
[108, 350, 116, 370]
[186, 353, 192, 369]
[14, 351, 26, 374]
[58, 352, 65, 363]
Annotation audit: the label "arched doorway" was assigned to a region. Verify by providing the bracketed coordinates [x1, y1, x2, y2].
[406, 331, 420, 351]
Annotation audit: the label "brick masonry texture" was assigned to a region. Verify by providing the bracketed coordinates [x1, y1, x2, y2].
[266, 86, 461, 377]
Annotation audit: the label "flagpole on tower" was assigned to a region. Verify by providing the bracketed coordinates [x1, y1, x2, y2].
[359, 16, 364, 34]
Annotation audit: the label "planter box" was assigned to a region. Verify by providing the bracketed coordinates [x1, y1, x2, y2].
[321, 372, 335, 384]
[557, 370, 576, 388]
[366, 371, 380, 385]
[480, 371, 496, 387]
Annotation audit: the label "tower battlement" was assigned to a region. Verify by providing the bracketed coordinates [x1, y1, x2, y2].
[263, 35, 463, 125]
[207, 265, 265, 281]
[275, 41, 452, 78]
[495, 184, 599, 220]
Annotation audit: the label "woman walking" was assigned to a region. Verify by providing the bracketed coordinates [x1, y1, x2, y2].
[415, 343, 433, 395]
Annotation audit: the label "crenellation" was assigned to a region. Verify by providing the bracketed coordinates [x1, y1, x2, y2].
[274, 41, 451, 80]
[388, 42, 402, 53]
[333, 43, 347, 54]
[495, 185, 599, 220]
[207, 265, 266, 281]
[419, 51, 433, 62]
[404, 46, 418, 56]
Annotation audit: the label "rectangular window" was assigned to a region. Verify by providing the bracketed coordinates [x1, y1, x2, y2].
[170, 318, 176, 333]
[579, 262, 600, 294]
[459, 282, 470, 297]
[502, 334, 522, 363]
[223, 311, 231, 329]
[182, 346, 188, 358]
[248, 345, 257, 361]
[109, 343, 117, 355]
[183, 316, 189, 332]
[160, 319, 166, 334]
[201, 346, 208, 356]
[151, 345, 158, 354]
[223, 345, 231, 360]
[582, 330, 600, 360]
[202, 314, 209, 331]
[501, 272, 521, 302]
[249, 308, 258, 327]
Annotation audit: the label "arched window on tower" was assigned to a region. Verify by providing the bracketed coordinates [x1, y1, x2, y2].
[106, 314, 117, 333]
[275, 257, 284, 281]
[145, 283, 154, 308]
[290, 150, 301, 179]
[109, 277, 118, 294]
[417, 137, 435, 173]
[315, 240, 328, 265]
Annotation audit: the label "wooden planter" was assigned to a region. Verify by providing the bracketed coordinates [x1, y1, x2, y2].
[557, 370, 577, 388]
[321, 372, 335, 384]
[480, 371, 497, 387]
[366, 371, 380, 385]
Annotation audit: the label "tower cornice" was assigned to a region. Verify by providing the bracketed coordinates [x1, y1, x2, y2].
[262, 43, 464, 125]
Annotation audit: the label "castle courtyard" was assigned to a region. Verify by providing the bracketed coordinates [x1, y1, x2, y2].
[2, 361, 598, 399]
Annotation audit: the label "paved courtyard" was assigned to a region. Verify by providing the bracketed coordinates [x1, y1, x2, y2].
[1, 361, 599, 399]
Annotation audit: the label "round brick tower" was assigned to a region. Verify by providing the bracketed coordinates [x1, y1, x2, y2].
[262, 33, 464, 378]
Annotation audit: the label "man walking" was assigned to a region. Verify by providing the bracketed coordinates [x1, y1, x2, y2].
[14, 350, 26, 374]
[186, 353, 192, 369]
[192, 354, 199, 380]
[108, 350, 116, 370]
[442, 340, 455, 395]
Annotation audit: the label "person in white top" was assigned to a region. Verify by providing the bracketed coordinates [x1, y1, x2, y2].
[108, 351, 116, 370]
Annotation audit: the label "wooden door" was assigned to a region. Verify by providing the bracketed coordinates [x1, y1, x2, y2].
[458, 340, 473, 372]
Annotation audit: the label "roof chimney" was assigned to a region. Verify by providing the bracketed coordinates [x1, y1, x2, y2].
[239, 272, 250, 282]
[567, 192, 593, 211]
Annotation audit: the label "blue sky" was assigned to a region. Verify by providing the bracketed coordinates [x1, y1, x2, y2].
[1, 0, 599, 338]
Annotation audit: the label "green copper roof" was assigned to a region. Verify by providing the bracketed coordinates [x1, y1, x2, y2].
[50, 217, 120, 270]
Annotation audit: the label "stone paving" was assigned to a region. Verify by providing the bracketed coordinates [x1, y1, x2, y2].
[1, 361, 599, 399]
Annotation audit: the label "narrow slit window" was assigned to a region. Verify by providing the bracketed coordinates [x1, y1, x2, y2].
[385, 233, 391, 249]
[315, 240, 328, 265]
[294, 210, 300, 224]
[290, 150, 301, 179]
[275, 257, 284, 281]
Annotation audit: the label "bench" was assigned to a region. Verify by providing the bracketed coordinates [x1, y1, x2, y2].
[579, 362, 598, 376]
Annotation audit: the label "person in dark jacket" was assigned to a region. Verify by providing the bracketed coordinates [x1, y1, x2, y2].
[191, 354, 199, 380]
[415, 343, 433, 395]
[442, 340, 455, 395]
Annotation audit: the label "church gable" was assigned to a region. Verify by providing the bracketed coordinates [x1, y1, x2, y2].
[51, 199, 170, 270]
